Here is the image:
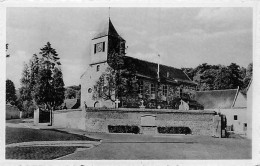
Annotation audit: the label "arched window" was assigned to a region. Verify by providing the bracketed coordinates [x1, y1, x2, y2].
[96, 65, 100, 72]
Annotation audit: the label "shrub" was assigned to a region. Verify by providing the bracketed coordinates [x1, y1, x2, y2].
[108, 125, 140, 134]
[157, 126, 191, 134]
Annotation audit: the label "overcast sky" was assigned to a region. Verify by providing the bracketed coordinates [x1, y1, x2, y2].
[6, 7, 252, 89]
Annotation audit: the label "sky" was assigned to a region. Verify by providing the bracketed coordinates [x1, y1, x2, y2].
[6, 7, 253, 89]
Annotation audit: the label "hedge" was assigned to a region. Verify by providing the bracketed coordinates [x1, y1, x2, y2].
[157, 126, 191, 134]
[108, 125, 140, 134]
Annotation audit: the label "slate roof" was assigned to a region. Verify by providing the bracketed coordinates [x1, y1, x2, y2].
[123, 56, 196, 85]
[92, 18, 124, 40]
[62, 99, 80, 109]
[195, 89, 238, 109]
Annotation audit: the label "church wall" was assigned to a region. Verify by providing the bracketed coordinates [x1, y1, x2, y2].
[137, 78, 196, 105]
[53, 108, 217, 136]
[81, 62, 113, 108]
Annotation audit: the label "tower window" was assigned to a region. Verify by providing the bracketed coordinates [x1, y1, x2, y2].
[96, 65, 100, 72]
[234, 115, 237, 120]
[94, 42, 105, 54]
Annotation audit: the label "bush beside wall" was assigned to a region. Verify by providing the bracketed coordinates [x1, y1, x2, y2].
[157, 126, 192, 134]
[108, 125, 140, 134]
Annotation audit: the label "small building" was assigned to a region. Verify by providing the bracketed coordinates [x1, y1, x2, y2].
[195, 88, 247, 135]
[6, 104, 21, 120]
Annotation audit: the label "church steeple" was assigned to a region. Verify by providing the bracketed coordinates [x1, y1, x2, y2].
[90, 18, 125, 65]
[92, 18, 124, 41]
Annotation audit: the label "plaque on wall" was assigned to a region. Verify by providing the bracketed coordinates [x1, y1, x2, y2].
[141, 115, 156, 127]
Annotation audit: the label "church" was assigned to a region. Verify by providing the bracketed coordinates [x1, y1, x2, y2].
[80, 18, 198, 109]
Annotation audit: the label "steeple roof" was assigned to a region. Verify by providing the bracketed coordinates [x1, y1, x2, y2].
[92, 18, 124, 40]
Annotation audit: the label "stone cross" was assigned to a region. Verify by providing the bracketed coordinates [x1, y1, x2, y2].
[115, 99, 120, 108]
[140, 100, 144, 106]
[139, 100, 145, 109]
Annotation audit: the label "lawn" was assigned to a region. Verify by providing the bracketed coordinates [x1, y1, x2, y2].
[6, 127, 99, 144]
[6, 146, 79, 160]
[5, 126, 99, 160]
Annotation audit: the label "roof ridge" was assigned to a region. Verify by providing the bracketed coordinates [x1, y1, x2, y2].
[125, 55, 182, 71]
[196, 89, 238, 92]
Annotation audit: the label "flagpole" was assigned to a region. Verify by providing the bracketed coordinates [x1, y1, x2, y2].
[157, 54, 160, 80]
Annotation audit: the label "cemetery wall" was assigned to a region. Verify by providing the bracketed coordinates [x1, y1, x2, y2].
[53, 108, 218, 136]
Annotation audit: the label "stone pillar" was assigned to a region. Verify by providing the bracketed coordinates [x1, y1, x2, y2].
[213, 115, 221, 138]
[34, 108, 39, 125]
[19, 111, 23, 119]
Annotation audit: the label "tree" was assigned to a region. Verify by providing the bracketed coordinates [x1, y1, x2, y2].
[33, 42, 64, 125]
[6, 79, 17, 105]
[93, 54, 138, 107]
[93, 66, 117, 102]
[227, 63, 243, 89]
[243, 63, 253, 89]
[181, 67, 196, 80]
[52, 67, 65, 109]
[20, 63, 32, 101]
[19, 63, 34, 117]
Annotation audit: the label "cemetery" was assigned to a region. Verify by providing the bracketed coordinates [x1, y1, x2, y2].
[53, 106, 224, 137]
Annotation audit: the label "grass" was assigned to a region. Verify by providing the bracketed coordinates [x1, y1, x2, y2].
[6, 146, 80, 160]
[5, 126, 99, 160]
[6, 119, 24, 124]
[6, 127, 99, 145]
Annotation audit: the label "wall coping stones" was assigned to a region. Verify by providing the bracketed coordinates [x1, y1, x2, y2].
[54, 109, 81, 113]
[54, 108, 216, 115]
[84, 107, 216, 114]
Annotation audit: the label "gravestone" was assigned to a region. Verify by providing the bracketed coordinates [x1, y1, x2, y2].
[179, 100, 189, 111]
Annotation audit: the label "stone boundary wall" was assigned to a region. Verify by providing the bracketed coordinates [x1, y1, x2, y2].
[53, 108, 219, 136]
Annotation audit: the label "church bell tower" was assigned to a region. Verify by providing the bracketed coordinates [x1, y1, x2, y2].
[90, 18, 125, 65]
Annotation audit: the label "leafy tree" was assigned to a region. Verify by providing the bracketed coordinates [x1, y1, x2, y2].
[243, 63, 253, 89]
[33, 42, 64, 125]
[93, 55, 138, 106]
[181, 67, 196, 80]
[213, 66, 232, 90]
[6, 79, 17, 105]
[20, 63, 32, 101]
[19, 54, 41, 117]
[93, 66, 117, 102]
[227, 63, 243, 89]
[76, 90, 81, 100]
[53, 67, 65, 109]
